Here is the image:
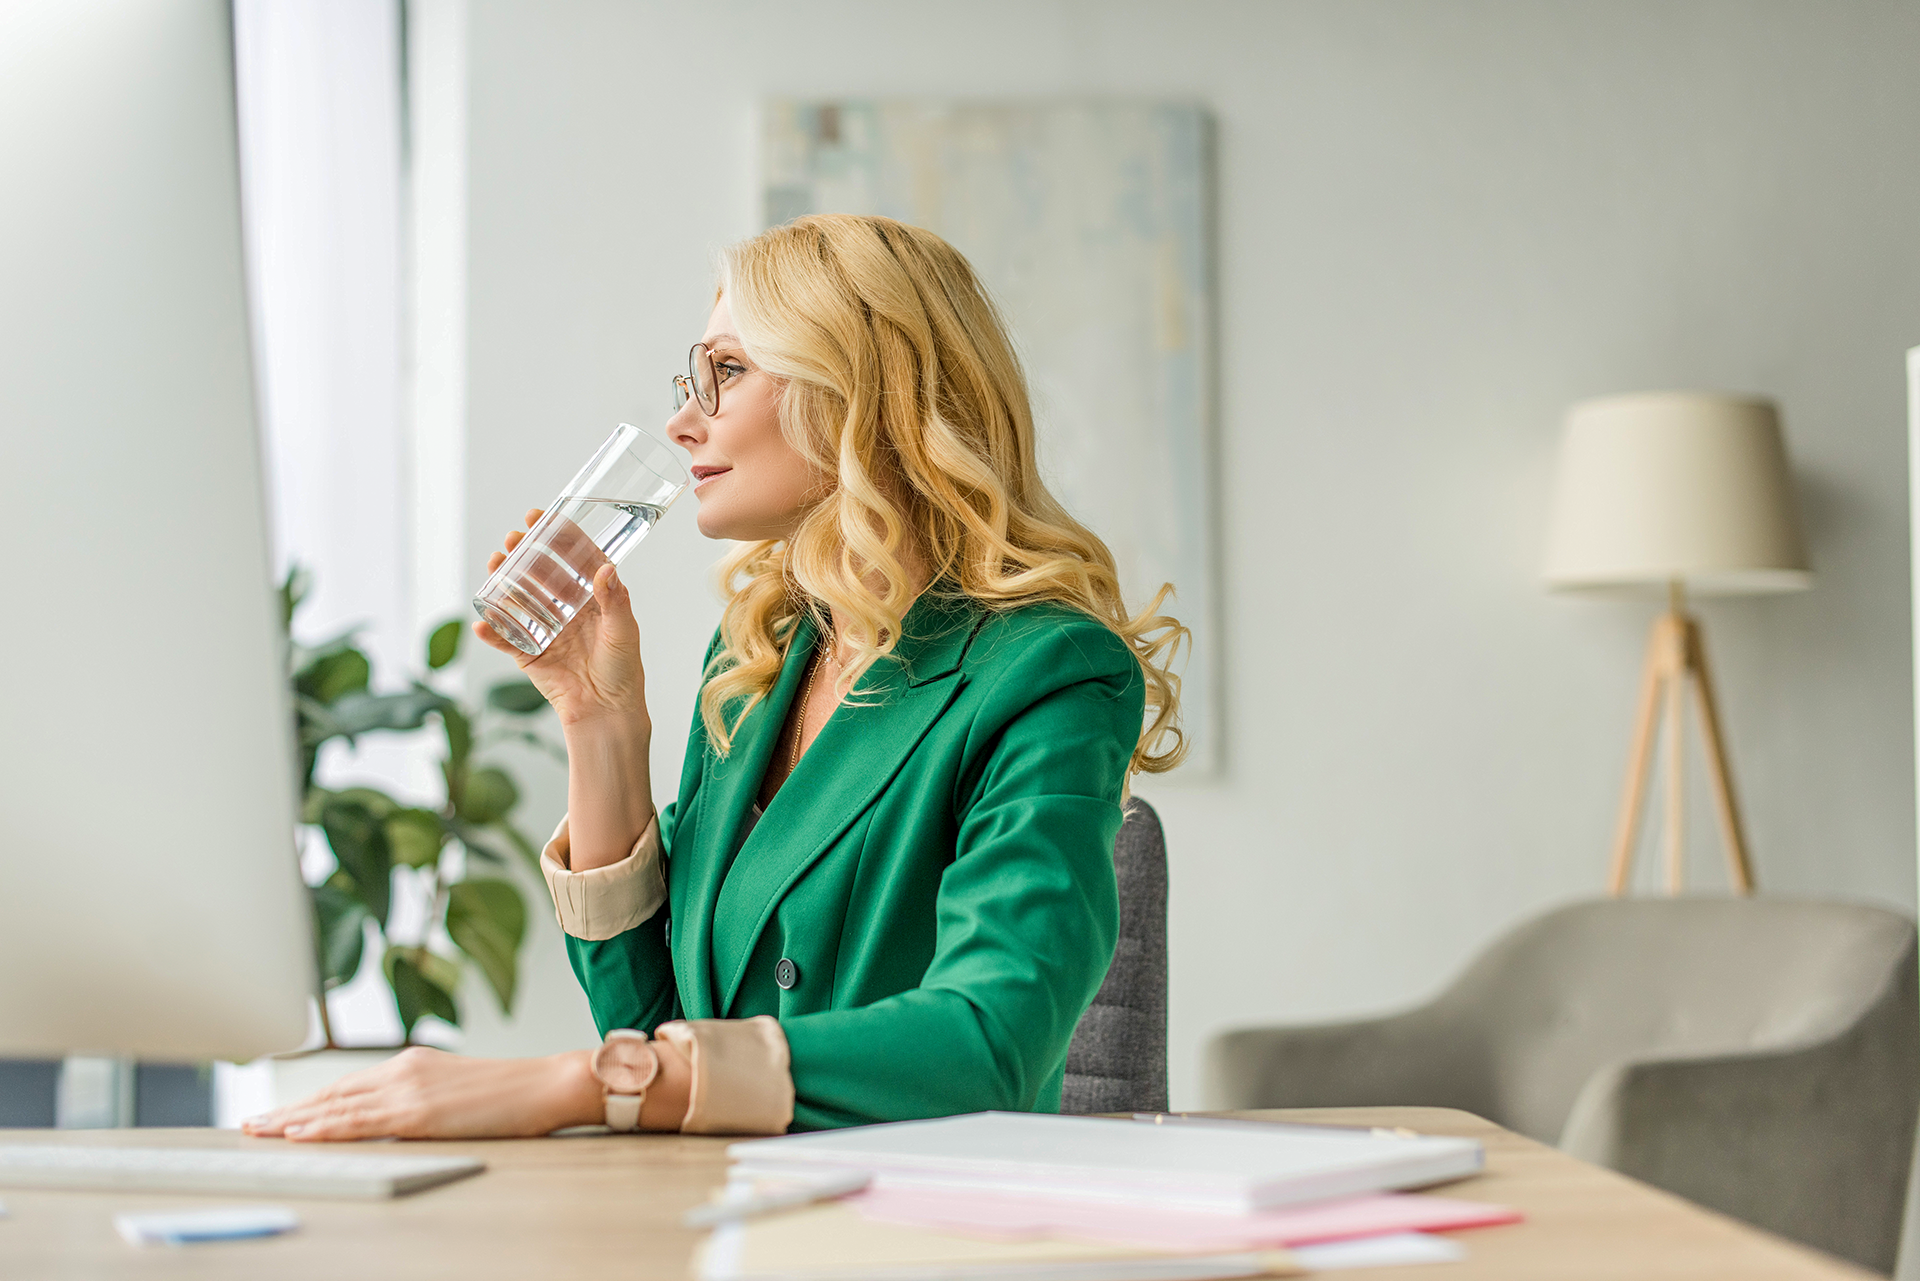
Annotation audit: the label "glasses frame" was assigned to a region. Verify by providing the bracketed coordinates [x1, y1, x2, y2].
[672, 342, 721, 417]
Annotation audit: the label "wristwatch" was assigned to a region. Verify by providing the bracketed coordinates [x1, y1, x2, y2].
[589, 1028, 659, 1132]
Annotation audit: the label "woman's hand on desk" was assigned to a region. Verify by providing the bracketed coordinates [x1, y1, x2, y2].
[240, 1043, 693, 1141]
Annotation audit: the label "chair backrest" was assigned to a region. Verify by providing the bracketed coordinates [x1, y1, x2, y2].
[1061, 798, 1169, 1114]
[1434, 896, 1917, 1142]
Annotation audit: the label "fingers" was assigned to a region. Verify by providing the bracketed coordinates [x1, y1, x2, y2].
[592, 562, 623, 602]
[241, 1066, 395, 1137]
[524, 508, 544, 529]
[488, 529, 524, 577]
[593, 563, 637, 628]
[471, 619, 523, 659]
[282, 1101, 403, 1143]
[590, 564, 644, 674]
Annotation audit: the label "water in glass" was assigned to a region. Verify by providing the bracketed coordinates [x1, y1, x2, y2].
[476, 496, 665, 656]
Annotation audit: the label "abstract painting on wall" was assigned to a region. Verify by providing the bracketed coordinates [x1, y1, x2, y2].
[761, 100, 1219, 773]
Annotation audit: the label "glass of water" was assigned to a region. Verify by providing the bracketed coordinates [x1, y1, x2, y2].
[472, 423, 687, 657]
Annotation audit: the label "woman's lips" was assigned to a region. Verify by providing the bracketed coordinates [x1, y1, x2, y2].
[691, 465, 730, 491]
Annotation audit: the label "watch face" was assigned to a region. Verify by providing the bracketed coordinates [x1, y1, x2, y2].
[591, 1033, 659, 1094]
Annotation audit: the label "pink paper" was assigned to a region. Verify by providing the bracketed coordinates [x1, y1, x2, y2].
[849, 1186, 1523, 1252]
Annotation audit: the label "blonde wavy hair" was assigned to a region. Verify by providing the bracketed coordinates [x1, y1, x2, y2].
[702, 214, 1188, 776]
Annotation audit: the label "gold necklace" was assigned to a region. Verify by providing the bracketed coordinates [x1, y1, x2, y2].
[788, 631, 839, 778]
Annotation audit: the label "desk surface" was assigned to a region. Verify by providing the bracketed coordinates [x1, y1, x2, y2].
[0, 1107, 1873, 1279]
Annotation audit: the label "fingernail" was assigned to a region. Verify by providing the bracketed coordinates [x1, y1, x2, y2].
[283, 1124, 304, 1137]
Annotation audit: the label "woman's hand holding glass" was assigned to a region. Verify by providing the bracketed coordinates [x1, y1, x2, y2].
[473, 507, 648, 733]
[473, 508, 655, 870]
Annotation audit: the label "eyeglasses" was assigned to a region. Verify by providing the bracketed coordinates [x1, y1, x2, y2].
[673, 343, 723, 417]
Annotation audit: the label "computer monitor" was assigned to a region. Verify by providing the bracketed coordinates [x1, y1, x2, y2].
[0, 0, 313, 1061]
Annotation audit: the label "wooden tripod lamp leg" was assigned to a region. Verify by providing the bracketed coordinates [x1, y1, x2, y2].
[1609, 617, 1670, 896]
[1684, 620, 1757, 894]
[1663, 637, 1687, 895]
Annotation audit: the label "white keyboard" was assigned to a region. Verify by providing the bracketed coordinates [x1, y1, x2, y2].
[0, 1144, 485, 1199]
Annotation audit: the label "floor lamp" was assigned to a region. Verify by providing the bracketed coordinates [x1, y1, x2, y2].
[1543, 392, 1812, 896]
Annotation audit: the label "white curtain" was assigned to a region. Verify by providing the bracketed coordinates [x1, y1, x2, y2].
[232, 0, 416, 1050]
[235, 0, 410, 679]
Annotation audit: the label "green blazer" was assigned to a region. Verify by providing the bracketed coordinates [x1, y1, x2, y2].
[564, 590, 1144, 1131]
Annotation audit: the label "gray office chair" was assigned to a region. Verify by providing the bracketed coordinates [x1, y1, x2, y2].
[1207, 897, 1919, 1274]
[1062, 797, 1168, 1115]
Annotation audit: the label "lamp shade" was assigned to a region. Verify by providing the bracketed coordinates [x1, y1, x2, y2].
[1543, 391, 1812, 596]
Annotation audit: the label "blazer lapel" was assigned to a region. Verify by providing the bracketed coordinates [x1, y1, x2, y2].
[673, 615, 819, 1020]
[709, 592, 985, 1017]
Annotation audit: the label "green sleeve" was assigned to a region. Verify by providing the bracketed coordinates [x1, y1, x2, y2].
[780, 622, 1139, 1129]
[563, 631, 722, 1036]
[563, 742, 689, 1033]
[564, 893, 677, 1036]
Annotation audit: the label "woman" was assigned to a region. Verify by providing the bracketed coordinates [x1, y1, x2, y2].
[245, 214, 1186, 1140]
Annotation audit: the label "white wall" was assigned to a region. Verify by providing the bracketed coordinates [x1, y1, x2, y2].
[455, 0, 1920, 1102]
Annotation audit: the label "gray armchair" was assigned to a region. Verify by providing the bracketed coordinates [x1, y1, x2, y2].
[1207, 897, 1919, 1274]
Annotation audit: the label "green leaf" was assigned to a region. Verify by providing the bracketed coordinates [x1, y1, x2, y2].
[301, 786, 335, 826]
[496, 822, 545, 879]
[296, 649, 372, 705]
[448, 822, 509, 866]
[280, 565, 311, 631]
[385, 808, 446, 869]
[290, 626, 364, 672]
[295, 695, 341, 748]
[383, 946, 460, 1039]
[426, 620, 463, 671]
[330, 787, 399, 820]
[441, 702, 473, 773]
[320, 799, 393, 927]
[446, 879, 527, 1014]
[310, 884, 368, 988]
[485, 678, 549, 715]
[457, 767, 518, 825]
[326, 688, 453, 738]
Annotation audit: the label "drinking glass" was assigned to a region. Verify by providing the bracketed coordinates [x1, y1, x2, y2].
[472, 423, 688, 656]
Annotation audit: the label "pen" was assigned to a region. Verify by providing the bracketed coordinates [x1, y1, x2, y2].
[682, 1170, 873, 1228]
[1131, 1112, 1421, 1140]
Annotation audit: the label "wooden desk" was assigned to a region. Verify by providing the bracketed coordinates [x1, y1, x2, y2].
[0, 1107, 1873, 1279]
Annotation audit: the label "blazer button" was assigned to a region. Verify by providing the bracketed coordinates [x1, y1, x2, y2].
[774, 958, 799, 990]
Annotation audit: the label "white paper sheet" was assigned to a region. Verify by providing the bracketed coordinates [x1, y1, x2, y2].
[1291, 1232, 1465, 1270]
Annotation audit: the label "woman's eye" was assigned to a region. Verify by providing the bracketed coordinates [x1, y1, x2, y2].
[716, 361, 748, 383]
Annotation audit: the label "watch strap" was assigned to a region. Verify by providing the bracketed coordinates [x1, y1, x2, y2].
[604, 1090, 645, 1133]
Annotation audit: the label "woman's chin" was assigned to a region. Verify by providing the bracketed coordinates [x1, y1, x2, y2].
[695, 507, 751, 542]
[695, 505, 793, 544]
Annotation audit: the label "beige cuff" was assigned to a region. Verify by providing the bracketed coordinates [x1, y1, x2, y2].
[539, 813, 666, 941]
[654, 1016, 795, 1135]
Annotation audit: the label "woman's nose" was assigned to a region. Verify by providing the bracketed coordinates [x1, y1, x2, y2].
[667, 398, 706, 450]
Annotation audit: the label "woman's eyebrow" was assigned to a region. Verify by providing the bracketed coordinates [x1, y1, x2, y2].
[704, 332, 742, 347]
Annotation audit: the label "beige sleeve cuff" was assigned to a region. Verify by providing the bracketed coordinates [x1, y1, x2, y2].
[539, 813, 666, 941]
[654, 1016, 795, 1135]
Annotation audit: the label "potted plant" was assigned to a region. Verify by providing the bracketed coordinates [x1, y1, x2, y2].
[273, 568, 558, 1098]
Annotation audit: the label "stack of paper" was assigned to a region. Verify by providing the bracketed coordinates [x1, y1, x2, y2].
[727, 1112, 1485, 1212]
[698, 1113, 1515, 1280]
[698, 1202, 1300, 1281]
[849, 1185, 1520, 1251]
